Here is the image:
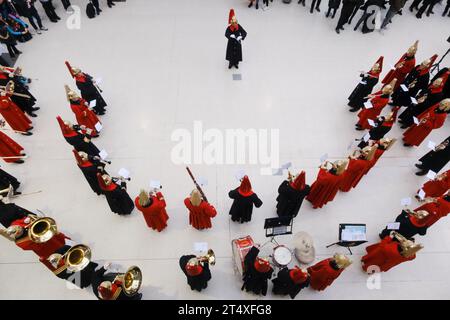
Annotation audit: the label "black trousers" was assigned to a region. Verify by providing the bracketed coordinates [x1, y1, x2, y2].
[311, 0, 321, 12]
[61, 0, 71, 10]
[416, 0, 437, 16]
[25, 6, 43, 30]
[410, 0, 423, 10]
[6, 43, 20, 57]
[92, 0, 101, 12]
[326, 7, 338, 17]
[445, 0, 450, 15]
[41, 1, 60, 21]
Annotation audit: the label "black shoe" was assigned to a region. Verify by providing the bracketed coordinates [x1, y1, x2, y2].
[403, 143, 412, 147]
[29, 126, 33, 130]
[22, 132, 33, 136]
[416, 13, 422, 18]
[15, 160, 24, 164]
[316, 7, 320, 12]
[234, 64, 239, 69]
[415, 164, 424, 169]
[415, 170, 427, 176]
[32, 107, 40, 111]
[349, 108, 359, 112]
[40, 27, 48, 31]
[228, 63, 232, 69]
[248, 2, 253, 7]
[50, 19, 58, 23]
[29, 113, 37, 117]
[56, 16, 61, 20]
[13, 191, 21, 195]
[335, 28, 340, 34]
[409, 6, 414, 12]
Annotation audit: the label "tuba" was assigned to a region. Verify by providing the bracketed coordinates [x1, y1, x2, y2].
[198, 249, 216, 266]
[28, 217, 58, 243]
[120, 266, 143, 297]
[65, 245, 92, 272]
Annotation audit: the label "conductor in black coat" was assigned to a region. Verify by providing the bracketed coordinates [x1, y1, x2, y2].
[415, 136, 450, 175]
[272, 267, 310, 299]
[179, 254, 211, 292]
[276, 172, 310, 218]
[241, 246, 273, 296]
[229, 176, 262, 223]
[225, 9, 247, 69]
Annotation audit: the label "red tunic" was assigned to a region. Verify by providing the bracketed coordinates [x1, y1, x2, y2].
[70, 99, 100, 136]
[413, 198, 450, 227]
[0, 131, 24, 163]
[382, 54, 416, 89]
[402, 109, 447, 146]
[184, 198, 217, 230]
[306, 168, 342, 209]
[134, 192, 169, 232]
[11, 217, 68, 259]
[356, 93, 390, 130]
[421, 170, 450, 198]
[339, 158, 370, 192]
[0, 94, 32, 132]
[361, 237, 415, 272]
[307, 258, 343, 291]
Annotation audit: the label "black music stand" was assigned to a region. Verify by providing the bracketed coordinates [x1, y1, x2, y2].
[326, 223, 368, 255]
[262, 216, 293, 247]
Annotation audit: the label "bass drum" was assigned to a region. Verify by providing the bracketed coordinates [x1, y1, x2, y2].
[231, 236, 254, 275]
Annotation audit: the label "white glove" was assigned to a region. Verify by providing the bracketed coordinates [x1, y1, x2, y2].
[237, 36, 242, 41]
[230, 34, 236, 39]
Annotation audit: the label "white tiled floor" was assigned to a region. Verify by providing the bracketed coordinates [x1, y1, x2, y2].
[0, 0, 449, 300]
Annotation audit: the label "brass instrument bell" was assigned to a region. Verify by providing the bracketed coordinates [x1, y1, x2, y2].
[199, 249, 216, 266]
[122, 266, 143, 297]
[65, 244, 92, 272]
[28, 217, 58, 244]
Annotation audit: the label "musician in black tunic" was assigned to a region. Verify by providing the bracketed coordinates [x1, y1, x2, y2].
[0, 199, 35, 228]
[272, 267, 310, 299]
[276, 171, 310, 218]
[357, 107, 399, 148]
[415, 136, 450, 175]
[91, 265, 143, 300]
[241, 246, 273, 296]
[45, 245, 98, 289]
[179, 255, 211, 292]
[0, 167, 20, 194]
[65, 62, 107, 115]
[229, 176, 262, 223]
[391, 56, 437, 108]
[72, 150, 106, 196]
[398, 76, 446, 128]
[8, 76, 38, 117]
[225, 9, 247, 69]
[379, 210, 428, 239]
[56, 116, 100, 156]
[348, 56, 383, 112]
[97, 173, 134, 215]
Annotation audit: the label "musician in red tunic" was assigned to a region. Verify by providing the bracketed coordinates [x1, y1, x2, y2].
[0, 83, 32, 135]
[0, 130, 26, 163]
[135, 189, 169, 232]
[361, 232, 422, 273]
[356, 79, 396, 130]
[382, 41, 418, 90]
[340, 145, 377, 192]
[184, 189, 217, 230]
[306, 160, 347, 209]
[365, 138, 396, 174]
[415, 193, 450, 224]
[0, 215, 68, 260]
[307, 253, 351, 291]
[402, 99, 449, 147]
[65, 85, 101, 137]
[417, 170, 450, 199]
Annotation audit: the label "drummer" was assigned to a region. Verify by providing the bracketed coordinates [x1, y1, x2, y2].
[241, 246, 273, 296]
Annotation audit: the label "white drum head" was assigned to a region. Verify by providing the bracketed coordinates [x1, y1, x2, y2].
[273, 246, 292, 266]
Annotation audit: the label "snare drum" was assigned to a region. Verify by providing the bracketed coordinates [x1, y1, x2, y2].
[272, 245, 292, 268]
[231, 235, 254, 275]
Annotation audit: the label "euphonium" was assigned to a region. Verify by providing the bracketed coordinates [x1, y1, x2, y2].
[199, 249, 216, 266]
[65, 245, 92, 272]
[118, 266, 143, 297]
[28, 217, 58, 243]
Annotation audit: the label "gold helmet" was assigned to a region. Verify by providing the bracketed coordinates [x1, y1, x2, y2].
[333, 253, 352, 269]
[438, 98, 450, 112]
[138, 189, 151, 207]
[410, 210, 429, 220]
[64, 85, 79, 102]
[382, 78, 397, 94]
[333, 160, 348, 176]
[361, 144, 378, 161]
[379, 138, 397, 150]
[407, 40, 419, 56]
[190, 189, 202, 206]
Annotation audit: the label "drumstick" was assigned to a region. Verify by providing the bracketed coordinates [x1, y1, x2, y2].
[10, 190, 42, 198]
[0, 128, 29, 134]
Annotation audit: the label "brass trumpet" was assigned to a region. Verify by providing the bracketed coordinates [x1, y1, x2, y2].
[198, 249, 216, 266]
[114, 266, 143, 297]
